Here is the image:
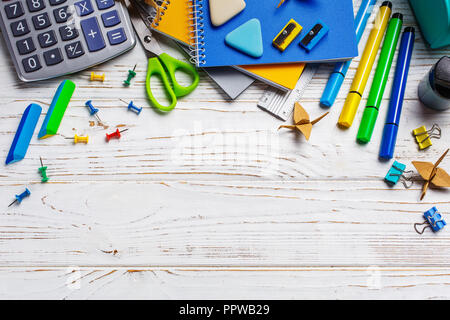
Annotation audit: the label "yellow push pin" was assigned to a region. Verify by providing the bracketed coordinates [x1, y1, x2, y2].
[90, 72, 105, 82]
[65, 134, 89, 144]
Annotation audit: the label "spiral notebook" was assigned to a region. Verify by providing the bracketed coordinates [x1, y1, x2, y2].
[151, 0, 305, 90]
[191, 0, 358, 67]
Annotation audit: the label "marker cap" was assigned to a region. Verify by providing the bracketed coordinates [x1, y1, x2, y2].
[320, 72, 344, 107]
[338, 92, 362, 128]
[379, 123, 398, 160]
[381, 1, 392, 9]
[356, 107, 379, 143]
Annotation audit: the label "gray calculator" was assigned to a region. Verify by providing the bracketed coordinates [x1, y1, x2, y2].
[0, 0, 136, 82]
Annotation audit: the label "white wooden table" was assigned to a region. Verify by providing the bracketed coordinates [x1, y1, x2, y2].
[1, 0, 450, 299]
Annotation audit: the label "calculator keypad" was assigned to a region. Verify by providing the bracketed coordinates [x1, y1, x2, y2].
[59, 24, 79, 41]
[65, 41, 84, 59]
[5, 2, 25, 19]
[32, 12, 51, 30]
[38, 30, 57, 48]
[22, 55, 42, 73]
[26, 0, 46, 13]
[0, 0, 135, 81]
[49, 0, 68, 5]
[53, 6, 71, 23]
[101, 10, 120, 27]
[43, 48, 63, 65]
[11, 19, 30, 36]
[74, 0, 94, 17]
[17, 37, 36, 55]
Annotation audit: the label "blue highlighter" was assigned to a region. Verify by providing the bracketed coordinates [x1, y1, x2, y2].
[379, 27, 415, 160]
[320, 0, 376, 107]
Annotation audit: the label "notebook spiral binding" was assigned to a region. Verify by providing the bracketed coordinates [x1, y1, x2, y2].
[188, 0, 206, 65]
[150, 0, 170, 28]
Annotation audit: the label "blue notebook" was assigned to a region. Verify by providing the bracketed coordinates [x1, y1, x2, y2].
[192, 0, 358, 67]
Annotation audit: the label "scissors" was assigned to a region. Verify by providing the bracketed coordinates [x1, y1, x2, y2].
[125, 0, 199, 112]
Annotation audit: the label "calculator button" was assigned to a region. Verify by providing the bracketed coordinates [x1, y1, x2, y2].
[59, 24, 79, 41]
[107, 28, 127, 45]
[26, 0, 46, 12]
[43, 48, 63, 66]
[53, 6, 71, 23]
[96, 0, 115, 10]
[38, 30, 58, 48]
[16, 37, 36, 55]
[101, 10, 120, 27]
[49, 0, 67, 5]
[4, 2, 24, 19]
[22, 55, 42, 73]
[65, 41, 85, 59]
[74, 0, 94, 16]
[81, 17, 105, 51]
[11, 19, 30, 37]
[32, 13, 51, 30]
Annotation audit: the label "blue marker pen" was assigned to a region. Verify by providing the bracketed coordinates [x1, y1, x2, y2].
[320, 0, 376, 107]
[379, 27, 415, 160]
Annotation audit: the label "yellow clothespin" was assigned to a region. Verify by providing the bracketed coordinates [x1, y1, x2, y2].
[90, 72, 105, 82]
[412, 124, 441, 150]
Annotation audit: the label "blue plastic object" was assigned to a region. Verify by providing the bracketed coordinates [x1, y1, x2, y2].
[385, 161, 406, 185]
[15, 188, 31, 204]
[5, 103, 42, 165]
[225, 18, 263, 58]
[299, 20, 329, 52]
[321, 0, 376, 107]
[409, 0, 450, 49]
[127, 101, 142, 115]
[85, 100, 99, 116]
[424, 207, 446, 232]
[379, 28, 415, 160]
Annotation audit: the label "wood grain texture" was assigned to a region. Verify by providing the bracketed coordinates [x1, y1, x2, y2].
[0, 0, 449, 299]
[1, 267, 450, 299]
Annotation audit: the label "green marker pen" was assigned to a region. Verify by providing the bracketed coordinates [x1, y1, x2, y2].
[357, 13, 403, 144]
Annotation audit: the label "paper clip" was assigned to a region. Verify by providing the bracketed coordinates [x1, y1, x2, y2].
[414, 207, 446, 234]
[412, 124, 441, 150]
[384, 160, 413, 188]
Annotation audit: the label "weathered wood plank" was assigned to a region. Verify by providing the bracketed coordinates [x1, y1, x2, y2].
[0, 181, 448, 266]
[1, 267, 450, 299]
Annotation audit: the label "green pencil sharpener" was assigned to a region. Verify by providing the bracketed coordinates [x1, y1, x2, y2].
[409, 0, 450, 49]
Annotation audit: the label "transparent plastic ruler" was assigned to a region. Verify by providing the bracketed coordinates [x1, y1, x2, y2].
[257, 64, 319, 121]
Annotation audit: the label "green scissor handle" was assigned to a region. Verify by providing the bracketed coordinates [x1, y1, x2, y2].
[145, 53, 199, 112]
[146, 57, 177, 112]
[158, 53, 199, 97]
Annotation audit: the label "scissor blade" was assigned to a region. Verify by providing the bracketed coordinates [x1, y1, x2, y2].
[126, 0, 164, 56]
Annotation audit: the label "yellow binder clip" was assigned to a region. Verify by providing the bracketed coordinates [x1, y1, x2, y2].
[412, 124, 441, 150]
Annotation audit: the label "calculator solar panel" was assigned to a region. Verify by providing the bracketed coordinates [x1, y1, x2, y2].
[0, 0, 136, 82]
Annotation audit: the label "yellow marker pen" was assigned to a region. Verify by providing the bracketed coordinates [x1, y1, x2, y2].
[338, 1, 392, 128]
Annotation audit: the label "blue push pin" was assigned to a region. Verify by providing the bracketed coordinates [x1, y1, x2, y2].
[8, 188, 31, 207]
[120, 99, 142, 115]
[85, 100, 102, 122]
[414, 207, 447, 234]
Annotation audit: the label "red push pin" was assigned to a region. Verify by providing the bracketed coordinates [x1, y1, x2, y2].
[106, 128, 128, 142]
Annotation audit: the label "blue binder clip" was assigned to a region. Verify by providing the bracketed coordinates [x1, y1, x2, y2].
[384, 161, 413, 188]
[414, 207, 446, 234]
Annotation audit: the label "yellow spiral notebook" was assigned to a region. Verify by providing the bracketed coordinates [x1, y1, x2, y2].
[151, 0, 304, 90]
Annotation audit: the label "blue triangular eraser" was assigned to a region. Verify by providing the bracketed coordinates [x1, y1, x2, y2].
[225, 18, 263, 58]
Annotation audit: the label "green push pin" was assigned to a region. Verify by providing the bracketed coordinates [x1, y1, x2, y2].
[123, 64, 137, 87]
[38, 157, 49, 183]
